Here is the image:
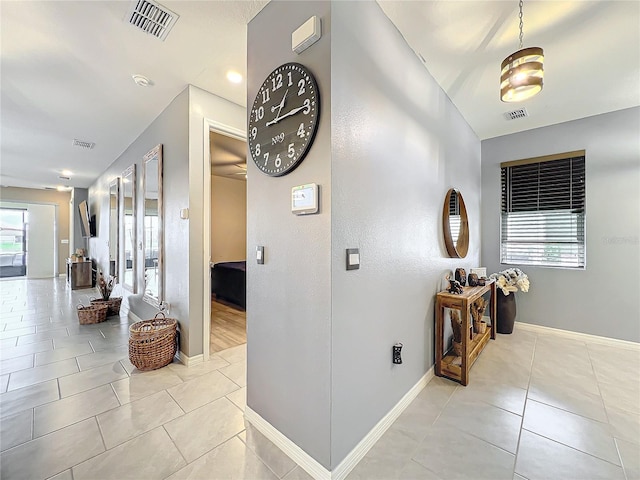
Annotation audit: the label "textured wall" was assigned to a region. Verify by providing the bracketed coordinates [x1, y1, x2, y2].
[330, 1, 481, 467]
[88, 88, 190, 344]
[211, 175, 247, 264]
[247, 0, 333, 468]
[481, 107, 640, 342]
[247, 0, 482, 470]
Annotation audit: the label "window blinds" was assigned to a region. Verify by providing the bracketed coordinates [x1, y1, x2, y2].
[501, 153, 586, 268]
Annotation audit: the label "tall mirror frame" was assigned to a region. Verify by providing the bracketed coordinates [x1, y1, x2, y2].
[142, 145, 163, 306]
[108, 178, 120, 281]
[122, 164, 136, 292]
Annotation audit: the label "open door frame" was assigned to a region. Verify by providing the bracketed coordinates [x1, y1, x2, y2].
[202, 118, 247, 361]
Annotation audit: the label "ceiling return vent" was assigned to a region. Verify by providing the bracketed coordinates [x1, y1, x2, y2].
[126, 0, 179, 41]
[72, 139, 95, 150]
[504, 108, 529, 121]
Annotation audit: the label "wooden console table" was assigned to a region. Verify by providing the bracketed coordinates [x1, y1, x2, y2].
[66, 259, 92, 290]
[435, 281, 496, 385]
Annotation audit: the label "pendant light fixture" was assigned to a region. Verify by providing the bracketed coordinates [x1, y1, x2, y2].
[500, 0, 544, 102]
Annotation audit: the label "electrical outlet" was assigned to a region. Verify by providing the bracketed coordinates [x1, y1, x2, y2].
[393, 343, 403, 364]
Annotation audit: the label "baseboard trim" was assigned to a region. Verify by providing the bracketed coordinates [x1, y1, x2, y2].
[245, 406, 331, 480]
[175, 351, 204, 366]
[244, 366, 434, 480]
[515, 322, 640, 350]
[331, 366, 434, 480]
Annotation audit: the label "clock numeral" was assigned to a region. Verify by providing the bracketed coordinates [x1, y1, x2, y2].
[255, 143, 261, 156]
[302, 98, 311, 114]
[275, 154, 282, 168]
[261, 89, 270, 104]
[251, 127, 257, 140]
[297, 79, 306, 96]
[272, 73, 283, 92]
[263, 152, 269, 166]
[297, 123, 305, 138]
[287, 143, 295, 158]
[254, 106, 264, 122]
[287, 72, 293, 87]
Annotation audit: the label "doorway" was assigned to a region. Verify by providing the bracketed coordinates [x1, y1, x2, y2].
[0, 208, 27, 277]
[208, 130, 248, 354]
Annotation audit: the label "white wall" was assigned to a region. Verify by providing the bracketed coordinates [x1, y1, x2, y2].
[210, 175, 246, 264]
[481, 107, 640, 342]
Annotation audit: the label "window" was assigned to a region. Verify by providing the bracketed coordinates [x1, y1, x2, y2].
[501, 150, 586, 269]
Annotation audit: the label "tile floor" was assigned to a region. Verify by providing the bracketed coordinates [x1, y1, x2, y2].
[0, 277, 639, 480]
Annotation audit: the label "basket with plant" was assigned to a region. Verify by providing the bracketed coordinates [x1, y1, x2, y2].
[90, 272, 122, 316]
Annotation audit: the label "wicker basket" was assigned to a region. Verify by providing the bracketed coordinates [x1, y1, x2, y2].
[90, 297, 122, 317]
[77, 303, 108, 325]
[128, 313, 178, 371]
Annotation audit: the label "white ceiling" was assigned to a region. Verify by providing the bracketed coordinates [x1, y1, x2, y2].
[1, 1, 638, 191]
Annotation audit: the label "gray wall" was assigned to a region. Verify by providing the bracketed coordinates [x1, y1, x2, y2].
[88, 88, 190, 340]
[247, 0, 333, 468]
[88, 85, 244, 357]
[481, 107, 640, 342]
[330, 1, 481, 467]
[247, 0, 481, 470]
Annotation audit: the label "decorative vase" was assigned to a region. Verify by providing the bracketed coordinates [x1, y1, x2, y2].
[455, 268, 467, 286]
[496, 289, 516, 334]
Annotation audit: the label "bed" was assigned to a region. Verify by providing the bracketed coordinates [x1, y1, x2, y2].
[210, 261, 246, 309]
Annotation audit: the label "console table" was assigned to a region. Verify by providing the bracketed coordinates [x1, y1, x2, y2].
[66, 258, 92, 290]
[435, 281, 496, 385]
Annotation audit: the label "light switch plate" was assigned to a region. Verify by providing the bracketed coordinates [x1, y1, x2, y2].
[346, 248, 360, 270]
[257, 246, 264, 265]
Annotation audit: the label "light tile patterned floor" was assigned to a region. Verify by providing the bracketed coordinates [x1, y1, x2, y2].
[0, 277, 639, 480]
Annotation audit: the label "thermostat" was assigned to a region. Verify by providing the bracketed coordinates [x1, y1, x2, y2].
[291, 183, 319, 215]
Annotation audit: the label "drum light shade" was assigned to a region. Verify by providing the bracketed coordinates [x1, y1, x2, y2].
[500, 47, 544, 102]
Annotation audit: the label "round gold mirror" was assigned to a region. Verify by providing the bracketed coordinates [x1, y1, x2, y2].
[443, 188, 469, 258]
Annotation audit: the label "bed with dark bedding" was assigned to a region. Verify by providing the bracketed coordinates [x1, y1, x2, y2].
[210, 261, 246, 308]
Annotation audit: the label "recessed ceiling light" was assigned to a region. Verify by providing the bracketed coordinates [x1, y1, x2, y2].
[61, 169, 73, 176]
[226, 71, 243, 84]
[132, 74, 153, 87]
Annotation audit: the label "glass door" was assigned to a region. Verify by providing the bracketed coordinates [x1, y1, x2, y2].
[0, 208, 27, 277]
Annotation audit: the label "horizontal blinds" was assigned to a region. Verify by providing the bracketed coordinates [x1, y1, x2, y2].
[501, 155, 586, 268]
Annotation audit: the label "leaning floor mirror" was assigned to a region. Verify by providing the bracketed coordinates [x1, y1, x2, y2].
[122, 164, 136, 292]
[143, 144, 163, 306]
[108, 178, 120, 280]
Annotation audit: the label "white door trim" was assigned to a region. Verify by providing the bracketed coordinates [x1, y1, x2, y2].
[202, 118, 247, 361]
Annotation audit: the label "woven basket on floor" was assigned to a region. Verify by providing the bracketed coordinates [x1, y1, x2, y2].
[128, 313, 178, 371]
[77, 303, 108, 325]
[90, 297, 122, 317]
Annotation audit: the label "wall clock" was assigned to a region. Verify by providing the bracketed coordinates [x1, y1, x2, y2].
[248, 63, 320, 176]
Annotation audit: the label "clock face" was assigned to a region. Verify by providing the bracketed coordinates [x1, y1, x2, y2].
[248, 63, 320, 176]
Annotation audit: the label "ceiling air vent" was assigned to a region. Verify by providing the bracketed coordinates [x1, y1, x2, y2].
[504, 108, 529, 121]
[73, 139, 95, 150]
[126, 0, 179, 41]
